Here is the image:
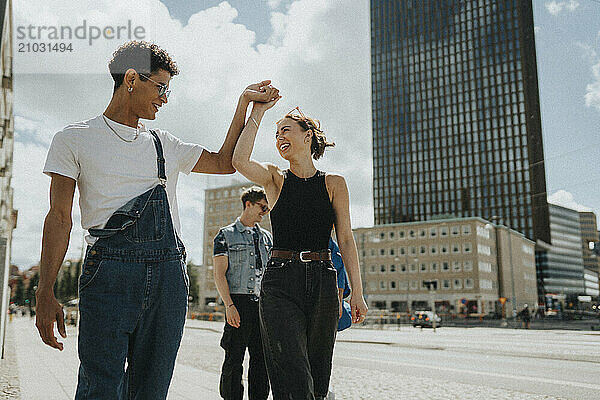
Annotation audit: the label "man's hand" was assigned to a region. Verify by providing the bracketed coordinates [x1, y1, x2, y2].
[242, 80, 279, 104]
[226, 305, 241, 328]
[35, 289, 67, 350]
[350, 294, 368, 324]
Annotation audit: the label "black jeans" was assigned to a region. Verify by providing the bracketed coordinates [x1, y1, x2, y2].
[259, 258, 339, 400]
[220, 294, 269, 400]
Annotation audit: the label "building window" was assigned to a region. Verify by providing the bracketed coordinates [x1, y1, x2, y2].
[409, 230, 416, 238]
[368, 281, 377, 292]
[453, 279, 463, 289]
[477, 244, 491, 256]
[452, 244, 460, 254]
[451, 226, 460, 236]
[420, 246, 427, 254]
[410, 280, 419, 290]
[477, 225, 490, 239]
[390, 264, 397, 272]
[441, 227, 448, 237]
[477, 261, 491, 272]
[453, 261, 462, 272]
[419, 229, 426, 237]
[399, 280, 408, 290]
[380, 265, 386, 273]
[400, 247, 406, 255]
[443, 279, 451, 289]
[380, 281, 387, 290]
[430, 228, 437, 237]
[441, 245, 448, 254]
[420, 263, 428, 273]
[400, 264, 407, 273]
[442, 262, 450, 272]
[370, 249, 375, 256]
[399, 230, 405, 239]
[390, 281, 397, 289]
[480, 279, 493, 289]
[465, 278, 474, 289]
[411, 246, 417, 255]
[410, 264, 417, 273]
[430, 263, 438, 272]
[379, 232, 385, 240]
[464, 260, 474, 272]
[462, 225, 472, 235]
[430, 245, 437, 255]
[390, 248, 395, 256]
[370, 265, 376, 274]
[463, 243, 472, 254]
[380, 248, 386, 256]
[389, 231, 395, 239]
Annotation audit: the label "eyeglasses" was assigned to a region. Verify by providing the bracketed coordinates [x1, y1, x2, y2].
[255, 203, 270, 213]
[139, 73, 171, 99]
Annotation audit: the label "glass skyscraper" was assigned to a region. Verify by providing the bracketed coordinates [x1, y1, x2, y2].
[370, 0, 550, 245]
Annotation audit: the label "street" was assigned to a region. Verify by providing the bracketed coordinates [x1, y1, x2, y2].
[4, 317, 600, 399]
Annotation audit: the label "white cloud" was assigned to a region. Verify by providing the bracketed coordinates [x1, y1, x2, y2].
[585, 61, 600, 111]
[548, 190, 592, 212]
[545, 0, 579, 15]
[268, 0, 282, 10]
[11, 0, 373, 267]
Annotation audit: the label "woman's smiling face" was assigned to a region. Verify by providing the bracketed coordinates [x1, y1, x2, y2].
[275, 117, 311, 160]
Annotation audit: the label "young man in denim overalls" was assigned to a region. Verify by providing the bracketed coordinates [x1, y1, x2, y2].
[35, 41, 278, 399]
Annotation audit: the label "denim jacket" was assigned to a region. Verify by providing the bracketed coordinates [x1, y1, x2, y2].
[220, 218, 273, 295]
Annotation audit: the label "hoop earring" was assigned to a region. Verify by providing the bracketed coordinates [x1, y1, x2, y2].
[128, 87, 133, 93]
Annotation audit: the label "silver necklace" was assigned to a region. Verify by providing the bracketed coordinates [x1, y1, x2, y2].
[102, 115, 140, 142]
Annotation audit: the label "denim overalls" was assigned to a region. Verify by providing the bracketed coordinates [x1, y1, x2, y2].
[75, 130, 189, 400]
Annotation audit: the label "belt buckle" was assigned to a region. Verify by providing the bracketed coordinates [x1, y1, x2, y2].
[299, 251, 310, 263]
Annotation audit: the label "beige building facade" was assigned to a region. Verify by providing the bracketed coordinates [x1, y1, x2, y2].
[354, 217, 537, 315]
[579, 212, 599, 295]
[199, 183, 271, 307]
[0, 0, 15, 356]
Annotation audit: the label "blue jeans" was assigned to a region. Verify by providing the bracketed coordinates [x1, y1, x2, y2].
[75, 185, 189, 399]
[259, 258, 339, 400]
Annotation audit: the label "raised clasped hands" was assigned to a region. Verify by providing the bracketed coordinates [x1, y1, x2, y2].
[242, 80, 282, 112]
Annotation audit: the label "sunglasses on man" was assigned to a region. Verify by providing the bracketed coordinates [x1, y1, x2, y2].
[139, 73, 171, 99]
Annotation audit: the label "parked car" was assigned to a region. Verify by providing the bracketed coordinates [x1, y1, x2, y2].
[411, 311, 441, 328]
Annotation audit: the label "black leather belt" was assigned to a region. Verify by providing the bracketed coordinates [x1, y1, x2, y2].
[271, 249, 331, 263]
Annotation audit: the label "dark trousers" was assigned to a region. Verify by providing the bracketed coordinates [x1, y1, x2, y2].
[259, 258, 339, 400]
[219, 294, 269, 400]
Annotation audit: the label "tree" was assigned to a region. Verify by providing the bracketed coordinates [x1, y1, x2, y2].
[187, 263, 200, 304]
[25, 272, 39, 306]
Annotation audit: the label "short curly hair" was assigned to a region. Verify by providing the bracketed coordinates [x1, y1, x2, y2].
[108, 41, 179, 92]
[278, 112, 335, 160]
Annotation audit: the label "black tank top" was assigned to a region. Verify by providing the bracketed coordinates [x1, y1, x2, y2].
[270, 169, 335, 252]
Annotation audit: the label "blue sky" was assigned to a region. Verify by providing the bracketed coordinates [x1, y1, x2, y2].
[9, 0, 600, 268]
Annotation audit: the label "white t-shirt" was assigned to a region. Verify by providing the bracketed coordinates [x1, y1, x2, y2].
[43, 115, 205, 244]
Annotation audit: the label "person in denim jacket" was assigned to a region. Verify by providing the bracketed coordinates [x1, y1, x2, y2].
[213, 186, 273, 400]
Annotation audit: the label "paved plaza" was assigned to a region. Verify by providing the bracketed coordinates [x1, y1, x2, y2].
[2, 316, 600, 399]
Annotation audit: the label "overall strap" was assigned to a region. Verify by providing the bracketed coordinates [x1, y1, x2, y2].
[148, 129, 167, 186]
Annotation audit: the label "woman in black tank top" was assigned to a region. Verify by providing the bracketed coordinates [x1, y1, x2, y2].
[232, 87, 368, 400]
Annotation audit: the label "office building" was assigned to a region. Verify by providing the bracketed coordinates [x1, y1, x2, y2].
[370, 0, 550, 245]
[199, 183, 271, 308]
[355, 217, 537, 315]
[536, 204, 585, 301]
[579, 212, 599, 296]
